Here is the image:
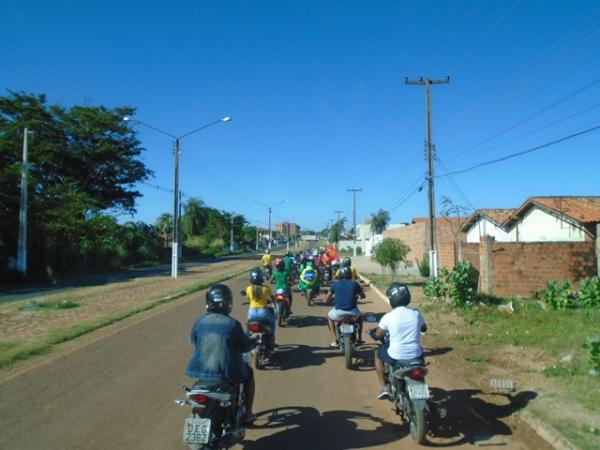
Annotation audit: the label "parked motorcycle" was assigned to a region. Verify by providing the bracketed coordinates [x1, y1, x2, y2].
[247, 321, 274, 369]
[334, 314, 360, 369]
[175, 381, 247, 449]
[274, 288, 291, 327]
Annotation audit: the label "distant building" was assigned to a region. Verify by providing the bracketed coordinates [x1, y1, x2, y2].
[275, 222, 301, 238]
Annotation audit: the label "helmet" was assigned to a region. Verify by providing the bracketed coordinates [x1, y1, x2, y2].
[339, 266, 352, 279]
[275, 257, 284, 269]
[331, 259, 340, 267]
[386, 282, 411, 308]
[265, 249, 271, 254]
[250, 268, 264, 285]
[206, 284, 233, 314]
[341, 256, 352, 268]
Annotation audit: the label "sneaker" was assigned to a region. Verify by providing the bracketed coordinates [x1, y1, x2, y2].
[377, 387, 390, 400]
[329, 342, 339, 348]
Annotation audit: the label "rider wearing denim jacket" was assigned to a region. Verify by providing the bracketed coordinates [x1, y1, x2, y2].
[185, 284, 256, 422]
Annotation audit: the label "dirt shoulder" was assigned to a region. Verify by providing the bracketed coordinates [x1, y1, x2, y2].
[362, 273, 600, 450]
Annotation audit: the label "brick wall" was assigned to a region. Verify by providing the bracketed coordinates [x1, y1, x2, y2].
[458, 242, 480, 271]
[384, 222, 427, 265]
[383, 218, 467, 269]
[480, 239, 597, 297]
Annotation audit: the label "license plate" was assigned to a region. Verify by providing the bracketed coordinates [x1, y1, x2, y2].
[407, 383, 430, 400]
[340, 324, 354, 334]
[183, 417, 211, 444]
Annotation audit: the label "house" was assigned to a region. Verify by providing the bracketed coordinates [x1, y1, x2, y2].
[460, 196, 600, 297]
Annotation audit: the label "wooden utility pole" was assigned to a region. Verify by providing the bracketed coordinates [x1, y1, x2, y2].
[346, 188, 362, 257]
[405, 76, 449, 278]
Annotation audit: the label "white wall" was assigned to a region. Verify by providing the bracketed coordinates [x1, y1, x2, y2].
[466, 218, 516, 243]
[515, 207, 586, 242]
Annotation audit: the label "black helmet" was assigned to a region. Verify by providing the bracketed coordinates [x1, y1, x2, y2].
[206, 284, 233, 314]
[250, 268, 264, 285]
[339, 266, 352, 279]
[386, 282, 411, 308]
[341, 256, 352, 268]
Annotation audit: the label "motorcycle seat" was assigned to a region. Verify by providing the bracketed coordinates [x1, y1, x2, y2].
[190, 381, 236, 402]
[391, 359, 427, 376]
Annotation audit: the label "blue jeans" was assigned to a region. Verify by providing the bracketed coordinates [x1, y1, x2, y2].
[247, 307, 276, 339]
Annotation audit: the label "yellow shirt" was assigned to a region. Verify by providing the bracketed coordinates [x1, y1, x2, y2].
[335, 267, 359, 280]
[261, 254, 272, 266]
[246, 285, 272, 309]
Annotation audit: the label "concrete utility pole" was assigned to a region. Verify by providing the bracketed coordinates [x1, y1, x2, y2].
[230, 214, 235, 252]
[172, 139, 180, 278]
[405, 76, 449, 278]
[17, 128, 33, 277]
[346, 188, 362, 257]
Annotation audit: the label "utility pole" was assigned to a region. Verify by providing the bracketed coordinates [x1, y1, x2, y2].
[172, 139, 180, 279]
[346, 188, 363, 257]
[17, 128, 33, 277]
[405, 76, 449, 278]
[230, 214, 235, 252]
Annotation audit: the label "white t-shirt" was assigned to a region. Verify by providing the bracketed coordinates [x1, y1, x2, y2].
[378, 306, 426, 361]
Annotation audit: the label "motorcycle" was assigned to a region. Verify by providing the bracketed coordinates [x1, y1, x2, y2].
[334, 314, 360, 369]
[273, 288, 291, 327]
[176, 381, 247, 450]
[371, 330, 441, 444]
[320, 264, 332, 286]
[247, 320, 274, 369]
[262, 264, 273, 281]
[303, 286, 318, 306]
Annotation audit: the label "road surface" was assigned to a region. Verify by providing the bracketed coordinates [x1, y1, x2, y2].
[0, 275, 550, 449]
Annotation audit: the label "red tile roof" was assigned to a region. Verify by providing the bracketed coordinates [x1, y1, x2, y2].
[461, 209, 516, 231]
[527, 197, 600, 223]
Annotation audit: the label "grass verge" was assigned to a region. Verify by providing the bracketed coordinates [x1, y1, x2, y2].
[0, 268, 251, 372]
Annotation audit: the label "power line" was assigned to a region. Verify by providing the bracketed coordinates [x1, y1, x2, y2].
[438, 123, 600, 178]
[431, 0, 482, 65]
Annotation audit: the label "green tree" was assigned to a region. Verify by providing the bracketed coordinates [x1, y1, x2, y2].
[372, 237, 410, 278]
[0, 92, 152, 276]
[370, 209, 390, 235]
[329, 219, 346, 245]
[181, 197, 207, 240]
[155, 213, 173, 245]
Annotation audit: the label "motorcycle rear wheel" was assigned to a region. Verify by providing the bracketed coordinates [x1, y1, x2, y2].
[343, 334, 352, 369]
[253, 348, 264, 370]
[409, 407, 427, 444]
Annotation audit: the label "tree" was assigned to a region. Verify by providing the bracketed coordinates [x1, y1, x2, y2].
[370, 209, 390, 235]
[181, 197, 206, 240]
[155, 213, 173, 245]
[372, 237, 410, 278]
[329, 219, 346, 245]
[0, 91, 152, 276]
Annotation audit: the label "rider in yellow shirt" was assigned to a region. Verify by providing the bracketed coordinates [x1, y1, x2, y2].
[335, 256, 359, 280]
[246, 268, 276, 345]
[261, 249, 272, 267]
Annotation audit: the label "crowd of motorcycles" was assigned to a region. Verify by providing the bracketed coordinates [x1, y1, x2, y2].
[176, 249, 443, 449]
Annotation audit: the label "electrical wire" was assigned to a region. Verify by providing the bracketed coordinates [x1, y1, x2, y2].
[431, 0, 482, 65]
[438, 122, 600, 178]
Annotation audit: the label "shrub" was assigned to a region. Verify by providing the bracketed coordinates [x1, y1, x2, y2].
[423, 271, 447, 300]
[579, 277, 600, 308]
[371, 238, 410, 278]
[583, 336, 600, 372]
[447, 261, 477, 307]
[541, 280, 576, 310]
[416, 253, 430, 278]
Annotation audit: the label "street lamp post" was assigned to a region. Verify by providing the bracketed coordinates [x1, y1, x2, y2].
[252, 199, 288, 251]
[123, 115, 231, 279]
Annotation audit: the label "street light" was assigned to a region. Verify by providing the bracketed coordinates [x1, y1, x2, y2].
[251, 199, 288, 251]
[123, 115, 231, 279]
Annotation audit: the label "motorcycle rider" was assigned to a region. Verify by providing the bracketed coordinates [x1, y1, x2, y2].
[246, 268, 277, 347]
[370, 282, 427, 399]
[325, 266, 365, 347]
[261, 249, 273, 279]
[185, 284, 256, 423]
[272, 257, 293, 315]
[335, 256, 359, 280]
[298, 256, 320, 294]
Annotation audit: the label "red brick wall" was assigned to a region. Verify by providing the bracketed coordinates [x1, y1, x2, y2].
[383, 219, 467, 270]
[483, 241, 597, 297]
[384, 222, 427, 266]
[458, 242, 480, 271]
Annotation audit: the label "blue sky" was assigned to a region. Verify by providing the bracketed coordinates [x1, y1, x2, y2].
[2, 0, 599, 231]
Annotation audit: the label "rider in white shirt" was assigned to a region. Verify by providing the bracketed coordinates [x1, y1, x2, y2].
[370, 282, 427, 399]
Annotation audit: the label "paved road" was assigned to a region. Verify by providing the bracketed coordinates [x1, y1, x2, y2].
[0, 276, 550, 449]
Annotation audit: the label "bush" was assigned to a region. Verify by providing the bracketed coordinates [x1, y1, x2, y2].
[541, 280, 576, 310]
[579, 277, 600, 308]
[583, 336, 600, 372]
[423, 262, 477, 307]
[416, 253, 430, 278]
[423, 270, 447, 300]
[371, 238, 410, 278]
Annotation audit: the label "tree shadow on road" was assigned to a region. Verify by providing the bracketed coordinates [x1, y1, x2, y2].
[288, 314, 328, 328]
[268, 344, 339, 371]
[425, 388, 538, 447]
[423, 346, 453, 358]
[243, 406, 406, 449]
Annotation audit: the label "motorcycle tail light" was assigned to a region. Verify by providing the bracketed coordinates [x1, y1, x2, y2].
[406, 368, 427, 380]
[248, 322, 262, 332]
[340, 317, 357, 324]
[275, 295, 286, 302]
[190, 393, 210, 404]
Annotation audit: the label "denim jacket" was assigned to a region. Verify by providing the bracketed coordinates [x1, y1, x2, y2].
[185, 312, 255, 383]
